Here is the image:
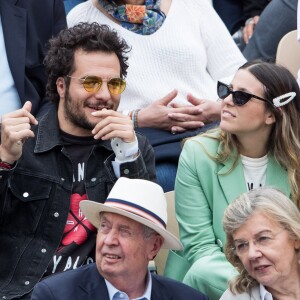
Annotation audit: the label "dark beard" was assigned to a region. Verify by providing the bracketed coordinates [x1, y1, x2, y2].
[64, 89, 95, 131]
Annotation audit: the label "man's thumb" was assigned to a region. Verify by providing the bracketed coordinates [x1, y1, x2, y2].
[23, 101, 32, 113]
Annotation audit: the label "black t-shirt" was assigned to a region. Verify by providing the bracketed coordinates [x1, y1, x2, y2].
[44, 131, 99, 276]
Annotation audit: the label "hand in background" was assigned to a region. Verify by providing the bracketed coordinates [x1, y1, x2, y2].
[168, 94, 221, 133]
[137, 90, 206, 132]
[243, 15, 260, 44]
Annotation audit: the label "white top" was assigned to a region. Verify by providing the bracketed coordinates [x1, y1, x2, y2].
[67, 0, 246, 111]
[220, 284, 273, 299]
[111, 134, 139, 178]
[259, 284, 273, 300]
[240, 154, 268, 191]
[0, 14, 21, 120]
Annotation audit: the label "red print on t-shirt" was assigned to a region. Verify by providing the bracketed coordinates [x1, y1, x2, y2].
[60, 193, 96, 249]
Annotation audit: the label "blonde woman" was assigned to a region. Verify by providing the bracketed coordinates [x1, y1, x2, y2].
[168, 61, 300, 300]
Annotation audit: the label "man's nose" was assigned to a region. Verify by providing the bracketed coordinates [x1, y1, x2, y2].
[103, 229, 119, 245]
[94, 82, 111, 101]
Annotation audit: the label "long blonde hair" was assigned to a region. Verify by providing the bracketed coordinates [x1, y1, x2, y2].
[191, 62, 300, 208]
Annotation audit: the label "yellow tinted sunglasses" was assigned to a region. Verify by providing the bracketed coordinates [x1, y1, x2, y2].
[67, 75, 126, 95]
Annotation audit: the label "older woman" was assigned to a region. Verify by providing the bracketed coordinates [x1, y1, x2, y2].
[170, 61, 300, 300]
[221, 187, 300, 299]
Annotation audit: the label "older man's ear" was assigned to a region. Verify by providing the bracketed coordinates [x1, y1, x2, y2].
[148, 235, 164, 260]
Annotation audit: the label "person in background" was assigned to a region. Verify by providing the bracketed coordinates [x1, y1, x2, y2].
[242, 0, 297, 61]
[214, 0, 297, 61]
[213, 0, 245, 36]
[221, 187, 300, 300]
[31, 178, 208, 300]
[240, 0, 271, 46]
[0, 22, 155, 300]
[166, 61, 300, 300]
[213, 0, 269, 51]
[67, 0, 246, 192]
[0, 0, 66, 119]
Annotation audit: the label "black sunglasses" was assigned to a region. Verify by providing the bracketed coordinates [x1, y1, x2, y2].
[217, 81, 270, 106]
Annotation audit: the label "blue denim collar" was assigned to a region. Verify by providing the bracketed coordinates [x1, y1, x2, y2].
[34, 107, 112, 153]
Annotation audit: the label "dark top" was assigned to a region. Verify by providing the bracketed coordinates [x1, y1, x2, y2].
[0, 107, 156, 299]
[31, 263, 208, 300]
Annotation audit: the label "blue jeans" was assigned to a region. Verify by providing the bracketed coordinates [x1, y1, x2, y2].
[156, 162, 178, 192]
[243, 0, 297, 61]
[137, 122, 219, 193]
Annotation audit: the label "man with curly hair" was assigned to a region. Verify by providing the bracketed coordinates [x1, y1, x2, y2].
[0, 22, 155, 299]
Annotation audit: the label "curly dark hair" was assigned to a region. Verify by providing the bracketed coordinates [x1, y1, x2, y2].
[44, 22, 131, 104]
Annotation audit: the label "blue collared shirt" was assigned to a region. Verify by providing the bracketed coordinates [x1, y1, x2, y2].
[105, 271, 152, 300]
[0, 14, 21, 120]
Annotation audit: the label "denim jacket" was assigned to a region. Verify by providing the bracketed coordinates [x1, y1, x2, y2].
[0, 108, 156, 299]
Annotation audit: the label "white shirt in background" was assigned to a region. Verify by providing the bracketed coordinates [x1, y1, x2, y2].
[67, 0, 246, 112]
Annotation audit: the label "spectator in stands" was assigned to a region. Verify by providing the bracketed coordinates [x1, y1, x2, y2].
[0, 22, 155, 300]
[213, 0, 269, 41]
[31, 177, 208, 300]
[242, 0, 297, 61]
[0, 0, 66, 119]
[221, 187, 300, 300]
[165, 61, 300, 300]
[214, 0, 297, 61]
[67, 0, 246, 192]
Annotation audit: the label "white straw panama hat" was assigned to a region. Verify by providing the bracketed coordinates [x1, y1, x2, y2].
[80, 177, 183, 250]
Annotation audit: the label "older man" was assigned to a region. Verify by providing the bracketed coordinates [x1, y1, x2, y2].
[31, 178, 208, 299]
[0, 23, 155, 299]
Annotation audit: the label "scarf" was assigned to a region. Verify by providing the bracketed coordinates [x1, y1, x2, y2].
[98, 0, 166, 35]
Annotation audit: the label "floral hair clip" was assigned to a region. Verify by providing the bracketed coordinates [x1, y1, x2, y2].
[273, 92, 296, 107]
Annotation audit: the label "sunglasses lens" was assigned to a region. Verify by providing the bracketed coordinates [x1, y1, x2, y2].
[217, 82, 230, 99]
[108, 78, 126, 95]
[234, 91, 252, 106]
[82, 76, 126, 95]
[217, 81, 253, 106]
[83, 76, 102, 93]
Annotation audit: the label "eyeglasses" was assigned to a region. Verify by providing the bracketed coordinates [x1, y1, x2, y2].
[67, 75, 126, 95]
[232, 230, 284, 257]
[217, 81, 270, 106]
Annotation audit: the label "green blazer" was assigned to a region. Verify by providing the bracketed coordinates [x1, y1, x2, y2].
[164, 133, 290, 300]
